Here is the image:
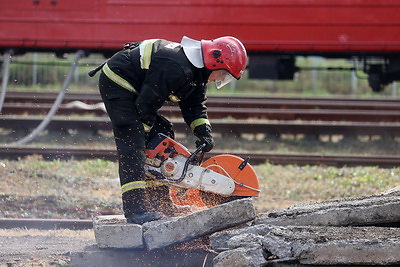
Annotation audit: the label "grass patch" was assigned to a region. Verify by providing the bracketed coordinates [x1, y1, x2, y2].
[1, 156, 399, 217]
[253, 163, 400, 212]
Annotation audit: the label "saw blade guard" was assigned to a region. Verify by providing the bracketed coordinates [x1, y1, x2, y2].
[201, 154, 260, 196]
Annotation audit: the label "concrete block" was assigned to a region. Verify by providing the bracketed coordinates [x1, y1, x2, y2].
[93, 215, 143, 249]
[255, 192, 400, 226]
[143, 198, 256, 250]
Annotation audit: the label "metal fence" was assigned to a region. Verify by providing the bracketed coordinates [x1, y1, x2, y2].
[1, 52, 398, 96]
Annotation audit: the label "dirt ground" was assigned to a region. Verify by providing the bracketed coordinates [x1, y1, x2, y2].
[0, 229, 96, 266]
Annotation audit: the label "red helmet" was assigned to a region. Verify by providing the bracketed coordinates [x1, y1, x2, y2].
[201, 36, 247, 80]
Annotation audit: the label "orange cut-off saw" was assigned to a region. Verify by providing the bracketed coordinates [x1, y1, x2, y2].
[145, 134, 260, 206]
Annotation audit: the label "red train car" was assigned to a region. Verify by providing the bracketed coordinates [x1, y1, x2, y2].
[1, 0, 400, 91]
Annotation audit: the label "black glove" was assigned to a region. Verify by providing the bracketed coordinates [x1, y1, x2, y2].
[193, 124, 214, 152]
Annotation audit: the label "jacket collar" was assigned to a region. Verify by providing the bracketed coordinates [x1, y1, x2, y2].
[181, 36, 204, 68]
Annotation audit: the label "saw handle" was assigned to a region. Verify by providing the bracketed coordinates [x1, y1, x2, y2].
[175, 143, 206, 183]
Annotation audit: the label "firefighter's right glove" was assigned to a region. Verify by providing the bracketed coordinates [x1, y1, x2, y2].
[193, 124, 214, 152]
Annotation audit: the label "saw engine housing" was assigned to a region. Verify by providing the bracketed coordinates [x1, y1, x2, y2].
[145, 134, 260, 199]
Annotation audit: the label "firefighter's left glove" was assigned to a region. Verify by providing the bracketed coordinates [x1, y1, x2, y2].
[193, 124, 214, 152]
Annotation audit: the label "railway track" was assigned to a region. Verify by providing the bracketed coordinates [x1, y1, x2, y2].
[1, 92, 399, 167]
[3, 102, 400, 122]
[2, 92, 400, 136]
[0, 218, 92, 230]
[3, 92, 400, 122]
[5, 91, 400, 110]
[1, 146, 399, 168]
[2, 116, 400, 137]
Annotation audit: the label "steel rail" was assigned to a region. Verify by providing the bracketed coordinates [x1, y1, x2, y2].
[2, 116, 400, 136]
[5, 91, 400, 110]
[2, 103, 400, 122]
[0, 146, 399, 167]
[0, 218, 93, 230]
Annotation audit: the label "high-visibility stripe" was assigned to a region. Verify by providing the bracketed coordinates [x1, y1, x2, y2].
[139, 39, 158, 69]
[142, 123, 153, 133]
[190, 118, 211, 131]
[121, 181, 147, 194]
[169, 94, 181, 102]
[102, 63, 138, 94]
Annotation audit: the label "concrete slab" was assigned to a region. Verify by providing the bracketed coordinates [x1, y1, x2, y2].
[70, 245, 215, 267]
[210, 224, 400, 265]
[93, 215, 143, 249]
[255, 192, 400, 226]
[143, 198, 256, 251]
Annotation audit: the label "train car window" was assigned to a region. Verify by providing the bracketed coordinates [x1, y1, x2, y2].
[1, 0, 96, 10]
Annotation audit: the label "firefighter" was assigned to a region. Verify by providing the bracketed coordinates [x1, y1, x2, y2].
[96, 36, 247, 224]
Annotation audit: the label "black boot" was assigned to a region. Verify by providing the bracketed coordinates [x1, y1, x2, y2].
[122, 189, 161, 224]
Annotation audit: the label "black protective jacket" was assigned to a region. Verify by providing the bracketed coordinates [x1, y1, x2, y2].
[105, 39, 211, 129]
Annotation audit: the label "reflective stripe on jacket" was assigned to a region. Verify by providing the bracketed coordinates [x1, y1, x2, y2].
[102, 63, 138, 94]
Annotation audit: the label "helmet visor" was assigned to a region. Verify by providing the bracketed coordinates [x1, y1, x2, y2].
[210, 70, 235, 89]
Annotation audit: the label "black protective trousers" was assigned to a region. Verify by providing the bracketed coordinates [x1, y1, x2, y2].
[98, 72, 148, 216]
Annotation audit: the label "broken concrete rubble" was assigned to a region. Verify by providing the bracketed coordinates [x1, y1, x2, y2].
[211, 191, 400, 266]
[210, 224, 400, 266]
[255, 191, 400, 226]
[80, 191, 400, 266]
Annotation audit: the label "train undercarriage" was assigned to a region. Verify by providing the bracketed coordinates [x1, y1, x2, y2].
[248, 53, 400, 92]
